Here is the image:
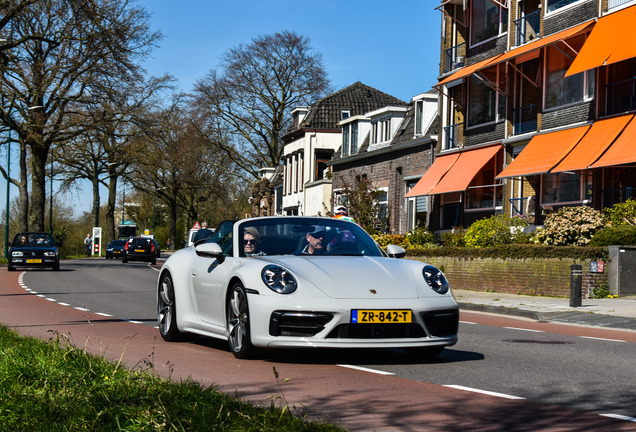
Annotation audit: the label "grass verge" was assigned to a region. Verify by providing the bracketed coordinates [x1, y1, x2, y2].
[0, 325, 346, 431]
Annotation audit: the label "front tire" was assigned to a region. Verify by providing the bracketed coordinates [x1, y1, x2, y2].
[227, 282, 257, 359]
[158, 272, 183, 342]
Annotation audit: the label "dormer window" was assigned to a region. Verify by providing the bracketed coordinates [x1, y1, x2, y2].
[415, 100, 424, 135]
[342, 121, 358, 157]
[371, 118, 391, 144]
[341, 109, 351, 120]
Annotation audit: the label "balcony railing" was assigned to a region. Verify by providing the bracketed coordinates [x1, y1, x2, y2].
[514, 10, 540, 46]
[443, 122, 463, 150]
[605, 77, 636, 116]
[443, 42, 466, 74]
[513, 104, 538, 135]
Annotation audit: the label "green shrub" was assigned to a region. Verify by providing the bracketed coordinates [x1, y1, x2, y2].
[441, 228, 466, 247]
[590, 225, 636, 246]
[464, 215, 531, 248]
[406, 226, 436, 247]
[406, 244, 608, 261]
[535, 206, 604, 246]
[603, 198, 636, 226]
[372, 233, 408, 248]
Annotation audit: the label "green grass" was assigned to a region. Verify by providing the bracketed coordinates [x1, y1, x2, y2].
[0, 326, 346, 431]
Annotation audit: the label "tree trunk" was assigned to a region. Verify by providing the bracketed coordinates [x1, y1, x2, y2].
[92, 178, 100, 227]
[105, 177, 117, 242]
[28, 143, 49, 232]
[18, 141, 29, 232]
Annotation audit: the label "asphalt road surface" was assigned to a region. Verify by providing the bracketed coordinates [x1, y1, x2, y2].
[7, 258, 636, 431]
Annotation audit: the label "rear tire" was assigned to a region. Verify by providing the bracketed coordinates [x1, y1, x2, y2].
[157, 272, 184, 342]
[227, 282, 257, 359]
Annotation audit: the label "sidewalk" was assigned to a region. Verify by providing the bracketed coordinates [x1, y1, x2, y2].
[454, 289, 636, 331]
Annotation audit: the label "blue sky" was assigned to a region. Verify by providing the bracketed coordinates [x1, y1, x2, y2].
[3, 1, 444, 219]
[138, 0, 442, 102]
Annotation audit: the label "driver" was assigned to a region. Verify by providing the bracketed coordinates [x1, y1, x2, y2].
[243, 227, 265, 256]
[298, 227, 327, 255]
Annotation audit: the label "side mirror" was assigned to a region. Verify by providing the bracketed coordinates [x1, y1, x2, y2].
[195, 242, 225, 263]
[386, 244, 406, 259]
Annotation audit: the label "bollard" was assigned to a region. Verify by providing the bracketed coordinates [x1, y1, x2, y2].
[570, 264, 582, 307]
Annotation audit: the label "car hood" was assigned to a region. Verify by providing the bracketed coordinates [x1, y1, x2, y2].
[259, 255, 420, 299]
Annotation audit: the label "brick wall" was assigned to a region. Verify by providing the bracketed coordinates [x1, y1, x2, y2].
[410, 256, 606, 298]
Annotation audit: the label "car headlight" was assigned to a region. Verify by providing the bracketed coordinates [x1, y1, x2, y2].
[261, 265, 297, 294]
[12, 251, 23, 257]
[44, 251, 56, 257]
[423, 265, 449, 294]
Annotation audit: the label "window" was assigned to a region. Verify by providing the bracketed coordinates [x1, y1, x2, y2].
[415, 100, 424, 135]
[341, 110, 350, 120]
[545, 37, 594, 110]
[541, 172, 592, 204]
[315, 151, 331, 181]
[341, 122, 359, 157]
[546, 0, 582, 13]
[468, 65, 505, 127]
[471, 0, 508, 46]
[406, 180, 428, 232]
[372, 118, 391, 144]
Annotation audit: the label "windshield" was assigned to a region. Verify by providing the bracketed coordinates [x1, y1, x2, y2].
[13, 233, 55, 247]
[238, 217, 383, 257]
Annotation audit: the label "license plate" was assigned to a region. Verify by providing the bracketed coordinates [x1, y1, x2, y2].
[351, 310, 412, 324]
[26, 259, 42, 264]
[134, 249, 145, 253]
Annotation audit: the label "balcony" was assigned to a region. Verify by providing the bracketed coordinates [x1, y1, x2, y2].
[443, 122, 463, 150]
[514, 10, 540, 46]
[608, 0, 633, 9]
[605, 77, 636, 116]
[443, 42, 466, 74]
[513, 104, 538, 135]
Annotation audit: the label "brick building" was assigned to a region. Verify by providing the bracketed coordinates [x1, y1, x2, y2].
[409, 0, 636, 231]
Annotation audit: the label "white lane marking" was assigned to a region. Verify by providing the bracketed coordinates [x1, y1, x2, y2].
[600, 413, 636, 422]
[460, 321, 477, 325]
[444, 385, 525, 400]
[74, 307, 90, 312]
[504, 327, 544, 333]
[125, 320, 143, 324]
[95, 312, 113, 317]
[58, 303, 71, 307]
[337, 364, 395, 376]
[579, 336, 627, 343]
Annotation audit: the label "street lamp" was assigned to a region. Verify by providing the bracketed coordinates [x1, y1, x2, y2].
[153, 186, 167, 235]
[4, 105, 43, 258]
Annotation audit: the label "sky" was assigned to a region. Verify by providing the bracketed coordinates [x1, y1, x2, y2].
[3, 0, 444, 219]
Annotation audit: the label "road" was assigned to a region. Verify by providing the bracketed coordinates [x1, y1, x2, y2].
[4, 258, 636, 431]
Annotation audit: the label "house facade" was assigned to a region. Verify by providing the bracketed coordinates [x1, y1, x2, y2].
[280, 81, 407, 216]
[410, 0, 636, 231]
[330, 91, 439, 233]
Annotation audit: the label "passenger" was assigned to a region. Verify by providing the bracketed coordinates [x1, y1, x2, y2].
[194, 221, 213, 243]
[243, 227, 265, 256]
[297, 227, 327, 255]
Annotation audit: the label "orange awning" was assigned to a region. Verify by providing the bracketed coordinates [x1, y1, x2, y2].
[429, 145, 502, 194]
[495, 125, 591, 179]
[551, 114, 634, 172]
[566, 6, 636, 77]
[590, 115, 636, 168]
[435, 20, 594, 88]
[405, 152, 459, 197]
[435, 55, 503, 87]
[496, 20, 594, 66]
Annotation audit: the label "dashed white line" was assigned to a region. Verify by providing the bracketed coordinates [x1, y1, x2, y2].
[95, 312, 113, 317]
[444, 385, 525, 400]
[337, 364, 395, 375]
[579, 336, 627, 343]
[504, 326, 544, 333]
[600, 413, 636, 422]
[460, 321, 477, 325]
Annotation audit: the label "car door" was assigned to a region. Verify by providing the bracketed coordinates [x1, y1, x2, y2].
[191, 221, 235, 327]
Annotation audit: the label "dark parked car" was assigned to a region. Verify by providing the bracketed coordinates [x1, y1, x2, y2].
[122, 237, 156, 265]
[8, 232, 61, 271]
[105, 240, 126, 259]
[151, 238, 161, 258]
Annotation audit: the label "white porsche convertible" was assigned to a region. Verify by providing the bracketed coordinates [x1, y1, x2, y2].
[157, 216, 459, 359]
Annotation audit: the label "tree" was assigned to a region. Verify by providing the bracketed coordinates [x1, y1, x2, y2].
[193, 30, 330, 181]
[0, 0, 161, 232]
[333, 172, 384, 232]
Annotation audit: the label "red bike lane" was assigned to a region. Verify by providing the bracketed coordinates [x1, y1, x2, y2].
[1, 268, 633, 432]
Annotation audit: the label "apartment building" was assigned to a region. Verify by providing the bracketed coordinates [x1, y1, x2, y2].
[410, 0, 636, 231]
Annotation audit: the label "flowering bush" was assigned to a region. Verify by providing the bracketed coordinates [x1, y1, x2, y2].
[464, 215, 531, 248]
[535, 206, 604, 246]
[405, 226, 436, 248]
[371, 234, 408, 248]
